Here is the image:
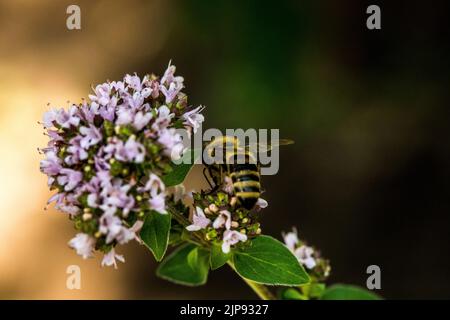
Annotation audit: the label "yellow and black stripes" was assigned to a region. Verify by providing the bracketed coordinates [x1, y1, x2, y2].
[204, 135, 261, 210]
[229, 163, 261, 210]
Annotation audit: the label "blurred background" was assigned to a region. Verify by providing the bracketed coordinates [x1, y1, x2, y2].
[0, 0, 449, 299]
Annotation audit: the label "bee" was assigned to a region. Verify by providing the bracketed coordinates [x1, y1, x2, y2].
[203, 136, 294, 210]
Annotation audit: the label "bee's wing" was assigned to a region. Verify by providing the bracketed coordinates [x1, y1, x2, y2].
[245, 139, 295, 153]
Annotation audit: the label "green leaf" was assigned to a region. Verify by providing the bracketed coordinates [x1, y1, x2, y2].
[320, 285, 382, 300]
[162, 149, 201, 187]
[280, 288, 307, 300]
[156, 244, 209, 286]
[140, 211, 171, 261]
[187, 246, 200, 269]
[210, 243, 231, 270]
[232, 235, 310, 286]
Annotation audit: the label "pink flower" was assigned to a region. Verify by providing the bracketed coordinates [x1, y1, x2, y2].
[282, 227, 299, 252]
[133, 111, 152, 131]
[124, 74, 143, 91]
[89, 83, 112, 106]
[40, 150, 62, 176]
[213, 210, 232, 230]
[160, 82, 183, 103]
[151, 105, 174, 132]
[68, 233, 95, 259]
[99, 213, 136, 244]
[182, 105, 205, 133]
[80, 125, 102, 149]
[161, 61, 184, 87]
[101, 248, 125, 269]
[222, 230, 247, 254]
[143, 174, 167, 214]
[149, 193, 167, 214]
[115, 106, 135, 125]
[66, 136, 89, 165]
[186, 207, 211, 231]
[105, 136, 146, 163]
[294, 245, 316, 269]
[57, 169, 82, 191]
[157, 128, 185, 161]
[144, 173, 165, 194]
[42, 109, 58, 128]
[255, 198, 268, 210]
[55, 106, 80, 128]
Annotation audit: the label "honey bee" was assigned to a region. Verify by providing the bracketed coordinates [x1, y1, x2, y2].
[203, 136, 293, 210]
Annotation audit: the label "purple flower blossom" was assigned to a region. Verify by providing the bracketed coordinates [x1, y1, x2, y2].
[68, 233, 95, 259]
[40, 63, 205, 266]
[57, 204, 80, 216]
[142, 174, 167, 214]
[99, 213, 136, 244]
[282, 227, 317, 269]
[89, 83, 112, 106]
[40, 151, 62, 176]
[80, 101, 100, 123]
[222, 230, 248, 254]
[101, 248, 125, 269]
[282, 227, 299, 252]
[42, 109, 58, 128]
[160, 82, 183, 104]
[158, 128, 185, 160]
[294, 245, 316, 269]
[151, 105, 174, 132]
[186, 207, 211, 231]
[99, 179, 135, 217]
[105, 136, 146, 163]
[183, 105, 205, 133]
[161, 62, 184, 87]
[133, 111, 152, 131]
[57, 169, 82, 191]
[66, 136, 88, 165]
[213, 210, 232, 230]
[55, 105, 80, 128]
[255, 198, 268, 210]
[99, 105, 116, 122]
[124, 74, 143, 91]
[110, 80, 125, 93]
[80, 125, 102, 149]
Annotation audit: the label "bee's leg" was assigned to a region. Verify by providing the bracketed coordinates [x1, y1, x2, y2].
[205, 166, 221, 194]
[203, 167, 214, 190]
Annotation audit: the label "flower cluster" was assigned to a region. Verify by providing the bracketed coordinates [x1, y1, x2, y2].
[283, 227, 331, 281]
[40, 63, 204, 267]
[186, 177, 268, 254]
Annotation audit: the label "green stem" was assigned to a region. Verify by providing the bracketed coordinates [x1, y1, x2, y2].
[227, 261, 276, 300]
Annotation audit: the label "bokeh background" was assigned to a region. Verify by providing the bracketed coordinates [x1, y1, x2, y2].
[0, 0, 449, 299]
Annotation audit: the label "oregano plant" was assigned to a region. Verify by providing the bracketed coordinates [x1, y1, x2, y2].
[39, 62, 380, 300]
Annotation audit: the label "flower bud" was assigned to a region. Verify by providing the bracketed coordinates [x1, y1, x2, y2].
[82, 213, 92, 221]
[208, 203, 219, 213]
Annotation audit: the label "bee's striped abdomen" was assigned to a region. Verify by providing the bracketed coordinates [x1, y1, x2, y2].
[230, 164, 261, 210]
